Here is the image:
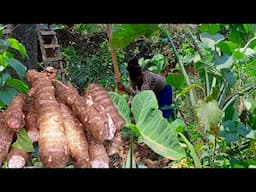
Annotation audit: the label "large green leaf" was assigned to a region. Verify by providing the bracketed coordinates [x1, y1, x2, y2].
[195, 100, 224, 132]
[4, 58, 27, 79]
[12, 128, 34, 152]
[131, 90, 186, 160]
[109, 92, 131, 123]
[166, 73, 186, 89]
[110, 24, 159, 49]
[0, 87, 18, 105]
[7, 38, 27, 60]
[6, 78, 29, 94]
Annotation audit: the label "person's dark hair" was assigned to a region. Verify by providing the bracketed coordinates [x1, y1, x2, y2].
[127, 56, 142, 79]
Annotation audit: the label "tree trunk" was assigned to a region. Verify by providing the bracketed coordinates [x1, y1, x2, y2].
[11, 24, 38, 70]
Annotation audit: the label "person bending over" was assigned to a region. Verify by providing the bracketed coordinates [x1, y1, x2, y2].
[118, 56, 173, 119]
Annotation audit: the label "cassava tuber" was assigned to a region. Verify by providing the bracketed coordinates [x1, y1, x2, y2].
[55, 82, 117, 143]
[59, 102, 90, 168]
[106, 131, 122, 156]
[87, 134, 109, 168]
[7, 148, 29, 168]
[26, 69, 69, 168]
[24, 101, 39, 143]
[0, 112, 15, 166]
[86, 84, 125, 131]
[4, 93, 26, 131]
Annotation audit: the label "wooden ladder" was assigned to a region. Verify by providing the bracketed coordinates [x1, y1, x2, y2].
[37, 24, 65, 79]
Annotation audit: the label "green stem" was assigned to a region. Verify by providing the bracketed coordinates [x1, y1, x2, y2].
[130, 131, 134, 168]
[210, 136, 217, 168]
[179, 133, 202, 168]
[163, 29, 196, 107]
[205, 68, 210, 96]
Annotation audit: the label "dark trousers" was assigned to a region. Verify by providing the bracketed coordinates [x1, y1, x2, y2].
[157, 85, 173, 119]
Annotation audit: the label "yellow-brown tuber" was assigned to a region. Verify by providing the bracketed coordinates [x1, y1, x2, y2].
[59, 103, 90, 168]
[26, 69, 69, 168]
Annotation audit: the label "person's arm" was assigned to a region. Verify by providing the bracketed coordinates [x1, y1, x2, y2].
[117, 82, 136, 96]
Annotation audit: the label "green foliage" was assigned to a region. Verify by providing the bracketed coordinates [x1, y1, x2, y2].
[6, 38, 27, 60]
[199, 24, 221, 35]
[147, 54, 166, 73]
[110, 24, 160, 49]
[131, 90, 186, 160]
[0, 87, 18, 106]
[12, 128, 34, 153]
[63, 41, 125, 90]
[166, 73, 186, 89]
[0, 36, 28, 108]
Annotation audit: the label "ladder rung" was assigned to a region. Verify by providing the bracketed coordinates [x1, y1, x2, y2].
[44, 56, 62, 62]
[40, 30, 56, 36]
[42, 44, 60, 49]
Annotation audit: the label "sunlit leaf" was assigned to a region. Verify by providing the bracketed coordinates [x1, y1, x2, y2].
[12, 128, 34, 152]
[166, 73, 186, 89]
[131, 90, 185, 160]
[6, 78, 29, 93]
[7, 38, 27, 60]
[110, 24, 159, 49]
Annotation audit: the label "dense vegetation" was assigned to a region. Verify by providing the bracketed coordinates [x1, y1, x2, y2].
[1, 24, 256, 168]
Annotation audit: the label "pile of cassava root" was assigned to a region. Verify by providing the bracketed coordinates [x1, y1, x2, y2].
[0, 67, 125, 168]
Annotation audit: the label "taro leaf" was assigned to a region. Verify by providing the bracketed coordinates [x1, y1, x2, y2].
[0, 87, 18, 105]
[195, 100, 224, 133]
[216, 41, 238, 55]
[7, 38, 27, 60]
[200, 32, 225, 50]
[12, 128, 34, 153]
[166, 73, 186, 89]
[213, 53, 233, 70]
[4, 58, 27, 79]
[109, 92, 131, 123]
[6, 78, 29, 94]
[110, 24, 159, 49]
[131, 90, 185, 160]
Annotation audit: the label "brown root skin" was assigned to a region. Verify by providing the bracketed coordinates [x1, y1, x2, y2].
[106, 131, 122, 156]
[7, 148, 29, 168]
[86, 84, 125, 131]
[87, 135, 109, 168]
[56, 82, 116, 143]
[26, 69, 69, 168]
[0, 113, 15, 166]
[5, 93, 26, 131]
[59, 103, 90, 168]
[24, 101, 39, 143]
